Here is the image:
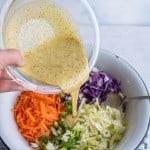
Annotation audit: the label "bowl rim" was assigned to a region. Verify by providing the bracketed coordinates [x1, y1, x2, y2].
[0, 49, 149, 150]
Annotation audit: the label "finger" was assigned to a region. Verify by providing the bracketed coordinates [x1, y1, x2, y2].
[0, 80, 27, 92]
[0, 49, 25, 67]
[0, 68, 12, 80]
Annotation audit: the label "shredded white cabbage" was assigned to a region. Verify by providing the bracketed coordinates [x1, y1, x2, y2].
[46, 142, 58, 150]
[77, 100, 126, 150]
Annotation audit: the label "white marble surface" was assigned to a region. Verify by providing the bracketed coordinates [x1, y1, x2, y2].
[0, 0, 3, 8]
[88, 0, 150, 25]
[0, 0, 150, 150]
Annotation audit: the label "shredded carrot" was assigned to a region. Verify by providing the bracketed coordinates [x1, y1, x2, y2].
[13, 91, 65, 142]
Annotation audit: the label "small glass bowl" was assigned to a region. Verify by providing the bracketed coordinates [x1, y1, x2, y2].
[0, 0, 100, 94]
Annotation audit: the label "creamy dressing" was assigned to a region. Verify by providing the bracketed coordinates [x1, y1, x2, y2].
[5, 0, 89, 118]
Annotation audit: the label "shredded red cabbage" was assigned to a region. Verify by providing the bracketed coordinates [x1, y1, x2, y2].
[80, 70, 121, 105]
[62, 70, 122, 107]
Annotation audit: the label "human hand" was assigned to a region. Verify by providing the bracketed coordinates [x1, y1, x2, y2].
[0, 49, 26, 92]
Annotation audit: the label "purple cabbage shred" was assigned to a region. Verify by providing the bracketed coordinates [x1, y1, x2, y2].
[62, 70, 122, 107]
[80, 70, 121, 105]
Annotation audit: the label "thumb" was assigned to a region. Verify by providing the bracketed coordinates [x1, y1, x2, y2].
[0, 49, 25, 67]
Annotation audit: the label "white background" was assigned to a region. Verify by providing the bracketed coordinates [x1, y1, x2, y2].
[0, 0, 150, 149]
[88, 0, 150, 25]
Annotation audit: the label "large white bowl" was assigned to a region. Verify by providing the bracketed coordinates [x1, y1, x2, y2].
[0, 50, 150, 150]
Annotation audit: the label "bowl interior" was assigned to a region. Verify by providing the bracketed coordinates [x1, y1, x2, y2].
[0, 50, 149, 150]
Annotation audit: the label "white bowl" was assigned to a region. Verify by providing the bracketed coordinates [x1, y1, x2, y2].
[0, 50, 150, 150]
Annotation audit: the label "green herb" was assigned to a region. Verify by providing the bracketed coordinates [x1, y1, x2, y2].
[49, 119, 82, 149]
[60, 93, 65, 99]
[64, 101, 72, 114]
[38, 136, 49, 150]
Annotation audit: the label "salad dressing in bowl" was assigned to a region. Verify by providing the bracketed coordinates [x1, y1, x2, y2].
[5, 0, 89, 117]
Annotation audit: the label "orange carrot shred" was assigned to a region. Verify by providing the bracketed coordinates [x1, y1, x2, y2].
[13, 91, 65, 142]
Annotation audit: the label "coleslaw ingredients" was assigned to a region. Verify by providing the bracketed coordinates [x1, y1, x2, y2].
[45, 100, 126, 150]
